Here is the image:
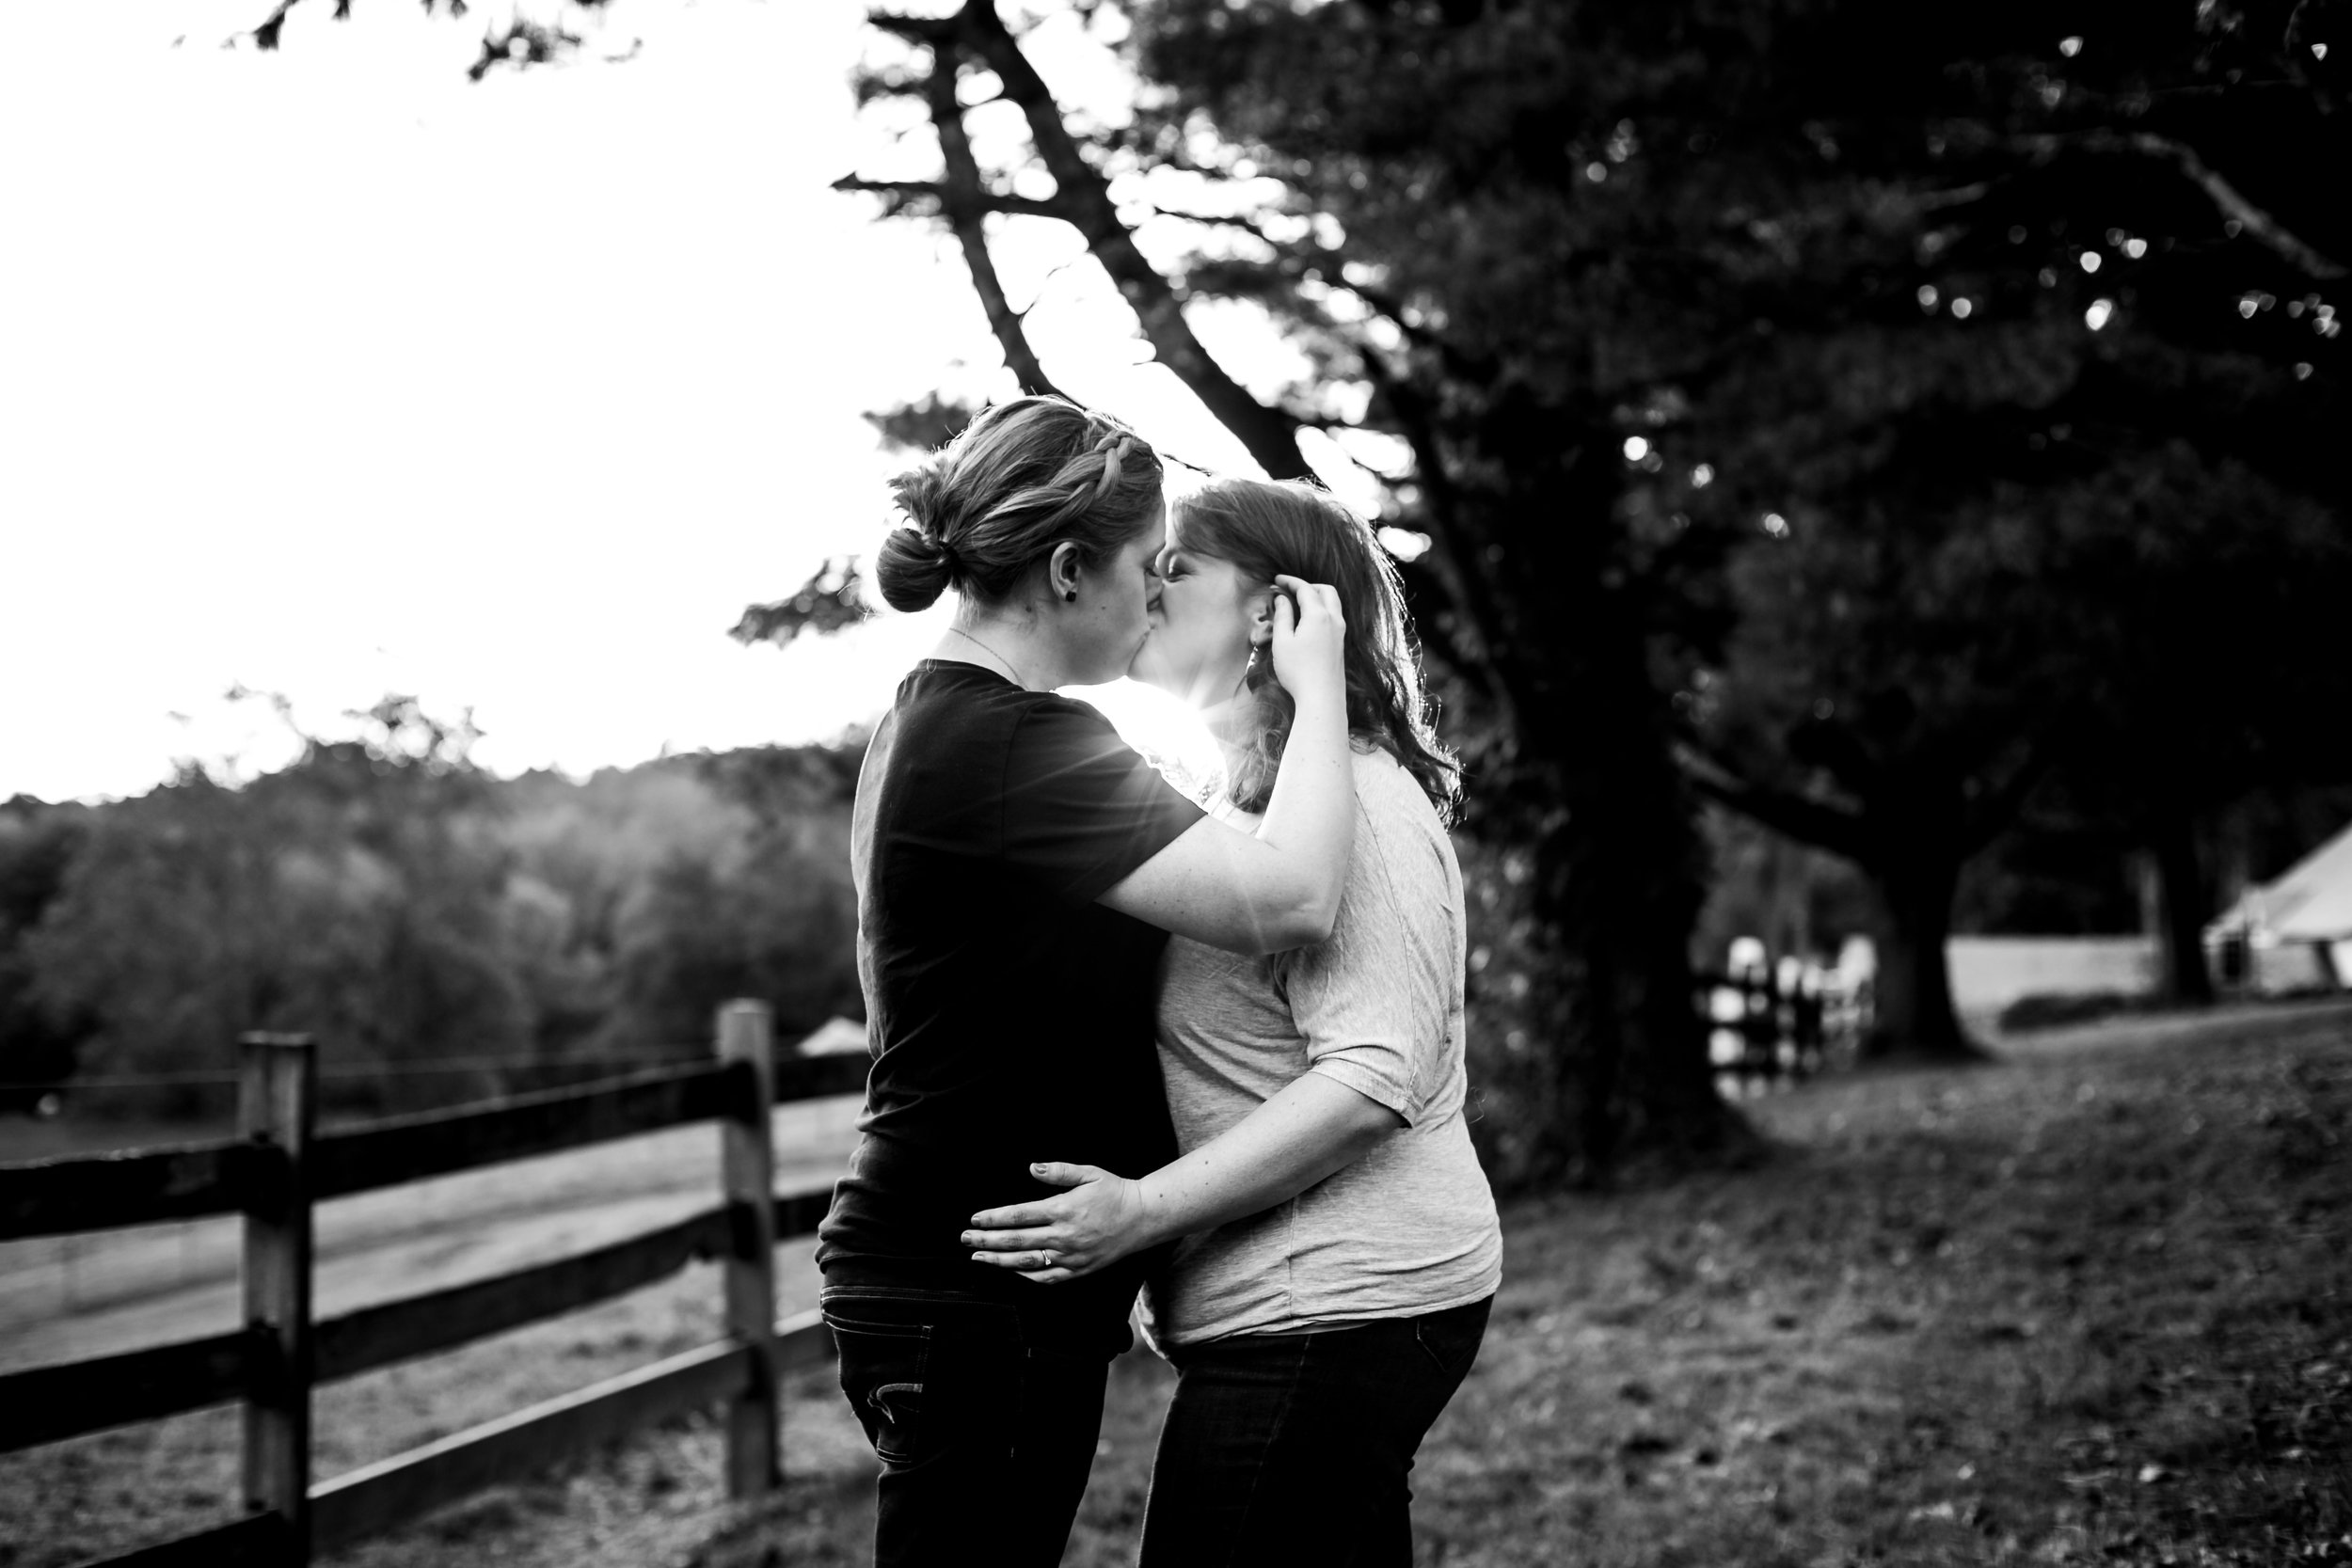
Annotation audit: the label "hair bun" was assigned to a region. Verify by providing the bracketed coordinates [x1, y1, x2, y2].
[890, 462, 954, 538]
[871, 393, 1165, 616]
[875, 526, 956, 613]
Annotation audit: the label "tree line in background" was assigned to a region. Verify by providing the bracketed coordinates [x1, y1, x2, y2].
[0, 698, 863, 1127]
[723, 0, 2352, 1181]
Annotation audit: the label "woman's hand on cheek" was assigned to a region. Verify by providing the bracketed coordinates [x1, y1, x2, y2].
[1267, 575, 1346, 705]
[962, 1162, 1154, 1286]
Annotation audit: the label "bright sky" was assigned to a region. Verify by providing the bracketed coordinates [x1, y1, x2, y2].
[0, 0, 1306, 801]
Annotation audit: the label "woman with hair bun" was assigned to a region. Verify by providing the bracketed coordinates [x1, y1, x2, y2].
[816, 397, 1358, 1568]
[962, 476, 1502, 1567]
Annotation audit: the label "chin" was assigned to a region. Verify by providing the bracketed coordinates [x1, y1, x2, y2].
[1127, 643, 1170, 692]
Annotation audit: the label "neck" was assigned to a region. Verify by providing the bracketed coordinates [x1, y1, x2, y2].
[1200, 683, 1358, 803]
[935, 607, 1073, 692]
[1198, 692, 1263, 800]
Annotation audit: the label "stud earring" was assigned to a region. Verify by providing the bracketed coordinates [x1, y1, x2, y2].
[1065, 589, 1077, 602]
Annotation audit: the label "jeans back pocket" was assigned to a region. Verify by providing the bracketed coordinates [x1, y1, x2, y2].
[829, 1317, 934, 1466]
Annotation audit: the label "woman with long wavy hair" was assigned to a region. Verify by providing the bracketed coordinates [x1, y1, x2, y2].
[964, 477, 1502, 1567]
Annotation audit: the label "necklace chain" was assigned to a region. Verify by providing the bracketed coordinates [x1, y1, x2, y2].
[946, 626, 1027, 689]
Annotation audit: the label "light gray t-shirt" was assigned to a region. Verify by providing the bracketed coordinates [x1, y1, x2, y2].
[1142, 748, 1503, 1347]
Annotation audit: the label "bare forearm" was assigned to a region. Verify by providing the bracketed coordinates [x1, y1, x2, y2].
[1131, 1072, 1400, 1248]
[1232, 689, 1351, 942]
[961, 1074, 1402, 1283]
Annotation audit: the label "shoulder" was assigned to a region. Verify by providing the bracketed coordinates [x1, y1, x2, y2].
[1022, 689, 1124, 733]
[1335, 748, 1459, 918]
[1007, 691, 1133, 767]
[898, 669, 1116, 752]
[896, 662, 1026, 728]
[1350, 746, 1446, 841]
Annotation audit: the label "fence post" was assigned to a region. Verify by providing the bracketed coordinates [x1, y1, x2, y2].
[717, 1001, 780, 1498]
[239, 1032, 316, 1562]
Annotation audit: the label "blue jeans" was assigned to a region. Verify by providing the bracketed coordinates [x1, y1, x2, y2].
[820, 1282, 1130, 1568]
[1138, 1296, 1492, 1568]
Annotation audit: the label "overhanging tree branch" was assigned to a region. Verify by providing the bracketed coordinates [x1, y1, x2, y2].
[837, 32, 1065, 398]
[1958, 740, 2054, 855]
[1677, 743, 1871, 862]
[830, 177, 1065, 223]
[2013, 129, 2346, 278]
[947, 0, 1315, 480]
[1358, 356, 1526, 730]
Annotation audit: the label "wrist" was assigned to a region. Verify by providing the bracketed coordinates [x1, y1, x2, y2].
[1131, 1177, 1181, 1252]
[1288, 683, 1348, 727]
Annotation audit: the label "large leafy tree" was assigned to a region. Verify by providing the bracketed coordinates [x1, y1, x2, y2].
[1688, 436, 2352, 1053]
[1669, 1, 2351, 1049]
[803, 0, 2345, 1089]
[814, 0, 1762, 1179]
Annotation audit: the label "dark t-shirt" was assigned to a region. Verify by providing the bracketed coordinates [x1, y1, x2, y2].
[816, 660, 1205, 1335]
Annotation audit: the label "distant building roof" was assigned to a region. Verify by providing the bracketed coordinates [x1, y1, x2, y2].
[794, 1016, 869, 1055]
[2210, 818, 2352, 945]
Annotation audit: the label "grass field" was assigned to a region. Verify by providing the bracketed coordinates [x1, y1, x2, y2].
[4, 1000, 2346, 1568]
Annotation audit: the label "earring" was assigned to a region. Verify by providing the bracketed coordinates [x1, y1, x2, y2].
[1064, 589, 1077, 602]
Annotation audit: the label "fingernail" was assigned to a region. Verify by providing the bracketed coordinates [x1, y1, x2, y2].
[960, 1232, 976, 1245]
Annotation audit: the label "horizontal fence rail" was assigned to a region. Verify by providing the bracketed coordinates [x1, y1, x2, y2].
[308, 1060, 741, 1200]
[0, 1187, 837, 1457]
[768, 1050, 869, 1103]
[312, 1201, 738, 1383]
[0, 1057, 867, 1240]
[7, 1003, 864, 1568]
[0, 1326, 263, 1453]
[0, 1138, 276, 1241]
[308, 1338, 755, 1552]
[90, 1512, 291, 1568]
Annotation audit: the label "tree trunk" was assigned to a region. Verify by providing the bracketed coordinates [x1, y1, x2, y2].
[1860, 843, 1979, 1061]
[1502, 434, 1747, 1179]
[2148, 805, 2217, 1006]
[1527, 747, 1740, 1180]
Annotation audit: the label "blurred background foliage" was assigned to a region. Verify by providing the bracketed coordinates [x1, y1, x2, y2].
[0, 697, 864, 1127]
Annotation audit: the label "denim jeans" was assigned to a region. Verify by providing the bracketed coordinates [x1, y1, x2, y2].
[1138, 1296, 1493, 1568]
[820, 1281, 1130, 1568]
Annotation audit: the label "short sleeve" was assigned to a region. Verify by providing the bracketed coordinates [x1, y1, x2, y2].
[1285, 785, 1454, 1125]
[999, 698, 1206, 906]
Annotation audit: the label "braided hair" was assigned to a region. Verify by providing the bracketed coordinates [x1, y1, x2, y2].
[875, 396, 1165, 612]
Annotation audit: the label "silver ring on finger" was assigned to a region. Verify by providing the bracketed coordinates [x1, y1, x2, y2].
[1037, 1250, 1056, 1269]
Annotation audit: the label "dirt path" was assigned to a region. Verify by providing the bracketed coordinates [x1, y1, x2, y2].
[0, 1096, 862, 1370]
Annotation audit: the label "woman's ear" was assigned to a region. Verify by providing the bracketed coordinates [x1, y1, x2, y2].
[1247, 590, 1277, 648]
[1048, 542, 1082, 604]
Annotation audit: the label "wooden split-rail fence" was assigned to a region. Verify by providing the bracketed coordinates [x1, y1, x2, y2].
[1694, 966, 1855, 1093]
[0, 1001, 869, 1567]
